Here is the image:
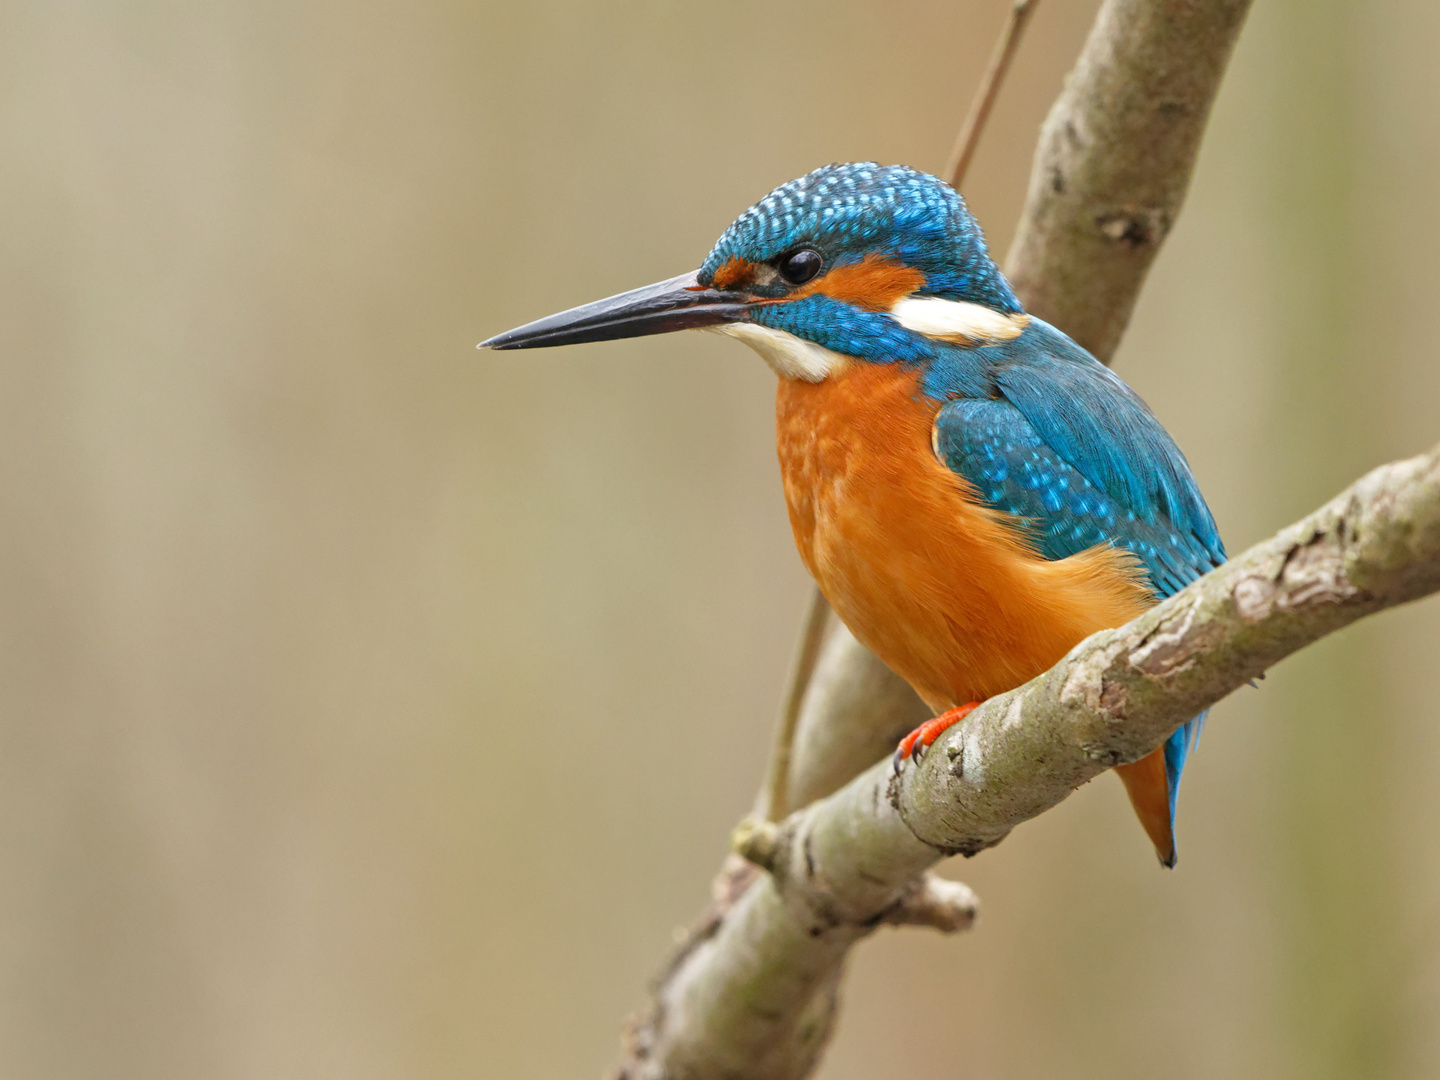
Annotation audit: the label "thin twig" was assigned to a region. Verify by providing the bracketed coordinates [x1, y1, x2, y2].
[945, 0, 1042, 189]
[758, 586, 831, 821]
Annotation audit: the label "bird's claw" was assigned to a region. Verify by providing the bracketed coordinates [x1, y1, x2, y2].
[892, 702, 982, 772]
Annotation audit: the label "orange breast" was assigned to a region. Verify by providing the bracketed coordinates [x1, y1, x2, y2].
[775, 362, 1153, 712]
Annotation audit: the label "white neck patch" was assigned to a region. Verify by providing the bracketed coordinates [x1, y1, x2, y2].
[708, 323, 848, 382]
[890, 296, 1029, 345]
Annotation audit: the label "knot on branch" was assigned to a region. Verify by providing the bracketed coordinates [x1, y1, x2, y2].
[1233, 529, 1359, 624]
[1095, 205, 1170, 248]
[879, 874, 979, 933]
[731, 816, 783, 873]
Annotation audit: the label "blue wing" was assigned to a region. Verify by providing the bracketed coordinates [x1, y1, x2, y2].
[932, 320, 1225, 848]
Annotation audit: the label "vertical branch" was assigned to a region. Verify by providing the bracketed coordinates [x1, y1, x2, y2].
[757, 588, 831, 821]
[783, 623, 930, 812]
[1004, 0, 1252, 362]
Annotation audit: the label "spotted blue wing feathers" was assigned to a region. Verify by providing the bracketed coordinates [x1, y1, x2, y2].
[934, 397, 1206, 592]
[932, 320, 1224, 857]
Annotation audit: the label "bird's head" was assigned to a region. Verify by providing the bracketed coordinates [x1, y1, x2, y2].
[481, 163, 1027, 380]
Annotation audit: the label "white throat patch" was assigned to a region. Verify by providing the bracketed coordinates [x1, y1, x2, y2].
[708, 323, 848, 382]
[890, 296, 1029, 345]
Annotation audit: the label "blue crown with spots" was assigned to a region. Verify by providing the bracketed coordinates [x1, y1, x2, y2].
[698, 163, 1020, 314]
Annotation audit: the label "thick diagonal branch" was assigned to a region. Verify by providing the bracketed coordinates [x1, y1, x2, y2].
[630, 443, 1440, 1080]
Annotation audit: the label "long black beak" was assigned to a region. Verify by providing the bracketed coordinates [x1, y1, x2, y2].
[479, 270, 752, 350]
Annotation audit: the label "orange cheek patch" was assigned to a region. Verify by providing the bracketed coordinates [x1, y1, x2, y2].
[710, 257, 757, 290]
[799, 255, 925, 312]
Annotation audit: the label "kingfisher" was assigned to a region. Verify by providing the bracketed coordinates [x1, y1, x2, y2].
[481, 163, 1225, 866]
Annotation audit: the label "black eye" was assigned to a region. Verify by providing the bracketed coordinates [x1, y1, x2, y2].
[779, 248, 823, 285]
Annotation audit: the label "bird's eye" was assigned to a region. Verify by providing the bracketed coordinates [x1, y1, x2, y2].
[779, 248, 823, 286]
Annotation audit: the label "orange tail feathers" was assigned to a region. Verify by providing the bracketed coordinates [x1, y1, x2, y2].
[1115, 748, 1176, 868]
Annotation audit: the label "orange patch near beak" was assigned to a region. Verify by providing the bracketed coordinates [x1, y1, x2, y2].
[798, 255, 925, 312]
[710, 257, 757, 291]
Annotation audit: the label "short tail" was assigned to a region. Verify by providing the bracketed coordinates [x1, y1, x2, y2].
[1114, 712, 1206, 868]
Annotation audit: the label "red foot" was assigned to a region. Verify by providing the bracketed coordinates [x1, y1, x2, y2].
[894, 703, 981, 769]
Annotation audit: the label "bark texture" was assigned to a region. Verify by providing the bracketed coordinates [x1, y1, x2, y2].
[1003, 0, 1252, 362]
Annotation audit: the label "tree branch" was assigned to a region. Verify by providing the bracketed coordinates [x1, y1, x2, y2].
[836, 442, 1440, 861]
[1003, 0, 1251, 362]
[622, 442, 1440, 1080]
[757, 587, 832, 821]
[781, 622, 929, 813]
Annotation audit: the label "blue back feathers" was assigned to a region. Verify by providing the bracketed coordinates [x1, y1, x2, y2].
[935, 320, 1227, 591]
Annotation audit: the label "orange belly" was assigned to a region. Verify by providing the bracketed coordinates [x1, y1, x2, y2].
[775, 361, 1153, 713]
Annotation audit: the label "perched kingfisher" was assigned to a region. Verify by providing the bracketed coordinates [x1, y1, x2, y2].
[482, 163, 1225, 866]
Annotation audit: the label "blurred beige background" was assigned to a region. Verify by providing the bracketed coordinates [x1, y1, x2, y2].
[2, 1, 1438, 1078]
